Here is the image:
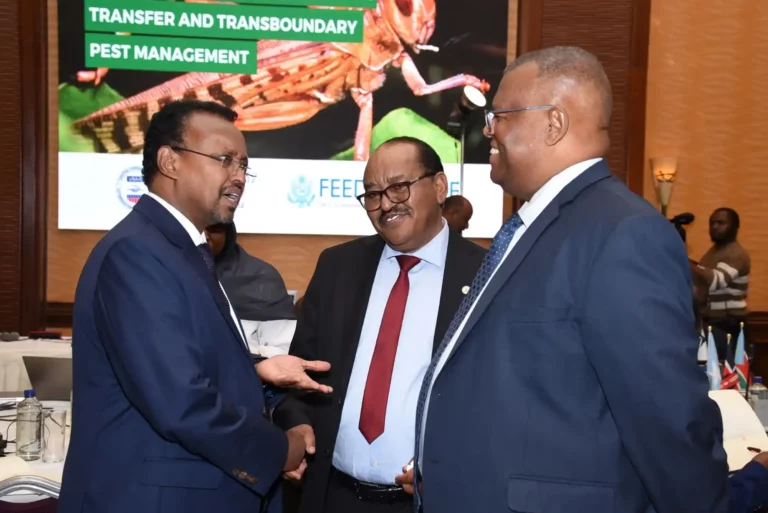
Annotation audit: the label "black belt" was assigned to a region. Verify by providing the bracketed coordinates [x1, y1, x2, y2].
[332, 467, 411, 504]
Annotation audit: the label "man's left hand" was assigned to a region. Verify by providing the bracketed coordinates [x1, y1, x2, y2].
[395, 460, 419, 495]
[752, 451, 768, 468]
[256, 355, 332, 393]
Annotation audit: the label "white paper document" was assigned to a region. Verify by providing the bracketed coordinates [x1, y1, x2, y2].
[709, 390, 768, 471]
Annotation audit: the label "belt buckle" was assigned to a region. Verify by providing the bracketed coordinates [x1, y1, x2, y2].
[354, 481, 402, 503]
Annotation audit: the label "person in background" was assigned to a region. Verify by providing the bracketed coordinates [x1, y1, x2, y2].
[692, 261, 730, 360]
[693, 207, 751, 339]
[206, 222, 297, 357]
[690, 263, 768, 512]
[441, 194, 473, 234]
[273, 137, 485, 513]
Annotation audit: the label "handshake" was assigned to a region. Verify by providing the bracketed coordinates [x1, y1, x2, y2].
[280, 424, 418, 495]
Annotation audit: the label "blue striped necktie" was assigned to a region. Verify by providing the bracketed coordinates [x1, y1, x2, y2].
[412, 212, 523, 511]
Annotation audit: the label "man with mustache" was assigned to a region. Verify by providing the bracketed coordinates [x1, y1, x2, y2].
[411, 46, 731, 513]
[273, 137, 485, 513]
[60, 100, 331, 513]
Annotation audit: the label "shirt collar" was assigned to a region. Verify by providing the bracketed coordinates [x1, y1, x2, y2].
[146, 192, 207, 246]
[517, 158, 603, 227]
[382, 218, 450, 269]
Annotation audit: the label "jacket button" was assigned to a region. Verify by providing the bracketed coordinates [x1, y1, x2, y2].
[324, 449, 331, 457]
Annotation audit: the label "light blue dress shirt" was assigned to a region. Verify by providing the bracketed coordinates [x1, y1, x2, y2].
[333, 220, 449, 484]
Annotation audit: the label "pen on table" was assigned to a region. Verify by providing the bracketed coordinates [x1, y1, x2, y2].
[747, 447, 762, 453]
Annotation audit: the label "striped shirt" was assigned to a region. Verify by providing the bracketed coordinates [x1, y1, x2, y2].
[699, 241, 750, 318]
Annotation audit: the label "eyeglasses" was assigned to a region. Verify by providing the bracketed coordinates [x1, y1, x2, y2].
[171, 146, 255, 178]
[356, 174, 434, 212]
[484, 105, 555, 132]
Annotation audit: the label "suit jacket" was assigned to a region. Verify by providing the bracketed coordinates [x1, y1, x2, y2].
[58, 196, 288, 513]
[421, 161, 731, 513]
[273, 230, 485, 513]
[730, 461, 768, 513]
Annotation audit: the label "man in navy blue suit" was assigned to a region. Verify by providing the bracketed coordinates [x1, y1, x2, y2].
[406, 46, 733, 512]
[58, 100, 331, 513]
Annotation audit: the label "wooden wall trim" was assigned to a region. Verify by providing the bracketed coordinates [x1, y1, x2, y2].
[44, 297, 768, 346]
[19, 0, 49, 333]
[625, 0, 652, 196]
[45, 302, 73, 329]
[748, 312, 768, 345]
[512, 0, 650, 198]
[0, 0, 23, 332]
[517, 0, 544, 55]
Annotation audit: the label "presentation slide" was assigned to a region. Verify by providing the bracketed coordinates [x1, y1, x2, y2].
[57, 0, 508, 237]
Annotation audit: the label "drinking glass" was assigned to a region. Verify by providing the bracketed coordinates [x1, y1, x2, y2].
[42, 408, 66, 463]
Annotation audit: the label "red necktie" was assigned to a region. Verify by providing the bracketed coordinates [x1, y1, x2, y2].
[359, 255, 421, 444]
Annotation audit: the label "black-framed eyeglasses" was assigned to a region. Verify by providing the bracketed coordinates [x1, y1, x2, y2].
[171, 146, 256, 178]
[356, 174, 434, 212]
[484, 105, 555, 132]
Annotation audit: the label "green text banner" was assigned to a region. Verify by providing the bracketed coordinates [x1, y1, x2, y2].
[85, 0, 365, 43]
[85, 33, 258, 73]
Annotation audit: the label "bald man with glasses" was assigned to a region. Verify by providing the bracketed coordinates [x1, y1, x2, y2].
[272, 137, 485, 513]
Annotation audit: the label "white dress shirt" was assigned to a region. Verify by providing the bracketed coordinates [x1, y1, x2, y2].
[333, 219, 450, 484]
[418, 158, 603, 463]
[145, 192, 246, 344]
[241, 319, 297, 357]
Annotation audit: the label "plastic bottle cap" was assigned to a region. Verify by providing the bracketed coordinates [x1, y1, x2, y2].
[23, 389, 35, 398]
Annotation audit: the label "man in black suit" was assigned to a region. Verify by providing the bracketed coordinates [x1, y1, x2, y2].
[273, 137, 486, 513]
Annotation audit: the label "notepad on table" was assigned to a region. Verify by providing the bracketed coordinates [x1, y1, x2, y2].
[709, 389, 768, 471]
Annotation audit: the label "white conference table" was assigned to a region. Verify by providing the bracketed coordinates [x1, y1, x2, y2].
[0, 400, 70, 504]
[0, 339, 72, 504]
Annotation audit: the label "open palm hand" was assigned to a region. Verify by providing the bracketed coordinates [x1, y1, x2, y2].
[256, 355, 332, 393]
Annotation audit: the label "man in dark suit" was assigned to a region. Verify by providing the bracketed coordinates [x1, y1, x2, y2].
[408, 46, 731, 513]
[273, 137, 485, 513]
[59, 100, 330, 513]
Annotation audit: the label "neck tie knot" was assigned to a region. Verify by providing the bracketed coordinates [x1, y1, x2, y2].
[396, 255, 421, 273]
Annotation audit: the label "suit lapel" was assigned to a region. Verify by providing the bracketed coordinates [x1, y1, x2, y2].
[338, 236, 385, 393]
[444, 161, 613, 363]
[133, 196, 251, 360]
[444, 205, 561, 361]
[434, 232, 477, 353]
[183, 246, 253, 359]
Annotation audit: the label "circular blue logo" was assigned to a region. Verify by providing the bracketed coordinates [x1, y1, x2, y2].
[116, 166, 147, 209]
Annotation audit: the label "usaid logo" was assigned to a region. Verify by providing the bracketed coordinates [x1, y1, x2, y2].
[116, 166, 147, 209]
[287, 175, 315, 208]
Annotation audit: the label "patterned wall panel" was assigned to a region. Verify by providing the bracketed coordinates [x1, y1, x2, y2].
[644, 0, 768, 311]
[0, 1, 22, 330]
[540, 0, 635, 182]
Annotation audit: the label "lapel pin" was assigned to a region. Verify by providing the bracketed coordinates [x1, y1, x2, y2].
[461, 286, 470, 294]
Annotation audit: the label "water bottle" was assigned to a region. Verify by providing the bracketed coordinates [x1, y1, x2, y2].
[752, 377, 768, 400]
[16, 389, 42, 461]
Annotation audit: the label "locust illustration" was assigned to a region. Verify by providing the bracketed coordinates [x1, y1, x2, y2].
[73, 0, 491, 160]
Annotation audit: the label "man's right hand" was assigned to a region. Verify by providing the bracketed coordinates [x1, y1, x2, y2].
[283, 424, 315, 477]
